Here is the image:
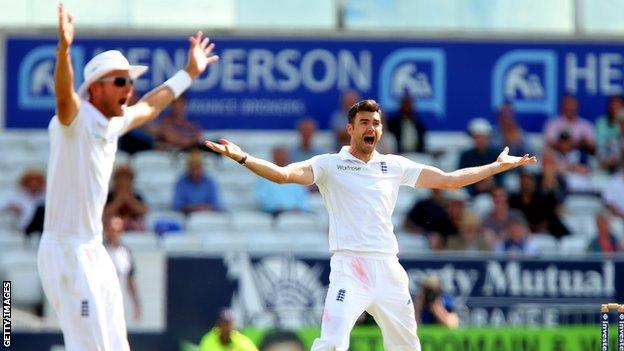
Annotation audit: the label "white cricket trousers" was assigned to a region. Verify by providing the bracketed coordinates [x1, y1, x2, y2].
[37, 233, 130, 351]
[311, 252, 421, 351]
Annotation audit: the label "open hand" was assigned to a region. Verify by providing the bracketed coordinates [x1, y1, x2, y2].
[204, 139, 246, 162]
[184, 31, 219, 79]
[496, 146, 537, 171]
[58, 3, 74, 51]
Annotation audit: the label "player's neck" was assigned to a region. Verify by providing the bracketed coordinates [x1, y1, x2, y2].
[348, 145, 374, 163]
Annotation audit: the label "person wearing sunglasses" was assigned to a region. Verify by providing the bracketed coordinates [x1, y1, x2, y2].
[36, 4, 219, 351]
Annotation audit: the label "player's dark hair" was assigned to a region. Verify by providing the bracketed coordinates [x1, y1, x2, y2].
[347, 99, 382, 124]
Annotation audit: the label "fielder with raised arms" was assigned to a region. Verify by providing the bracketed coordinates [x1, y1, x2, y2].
[205, 99, 536, 350]
[38, 3, 218, 350]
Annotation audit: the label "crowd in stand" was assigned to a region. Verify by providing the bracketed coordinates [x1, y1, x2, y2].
[2, 92, 624, 255]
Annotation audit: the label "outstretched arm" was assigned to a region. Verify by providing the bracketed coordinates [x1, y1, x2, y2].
[204, 139, 315, 185]
[55, 3, 80, 125]
[416, 147, 537, 189]
[124, 31, 219, 130]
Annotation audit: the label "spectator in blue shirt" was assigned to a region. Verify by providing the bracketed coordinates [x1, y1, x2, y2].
[173, 151, 221, 214]
[255, 147, 310, 216]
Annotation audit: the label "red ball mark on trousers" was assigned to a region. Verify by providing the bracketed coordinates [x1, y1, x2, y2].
[352, 258, 370, 288]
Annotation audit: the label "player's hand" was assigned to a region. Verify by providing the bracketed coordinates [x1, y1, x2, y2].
[204, 139, 246, 163]
[496, 146, 537, 171]
[57, 3, 74, 52]
[184, 31, 219, 79]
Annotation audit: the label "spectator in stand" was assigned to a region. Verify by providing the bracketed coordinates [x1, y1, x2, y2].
[173, 151, 221, 214]
[330, 90, 360, 149]
[458, 118, 502, 195]
[536, 147, 568, 202]
[551, 131, 592, 193]
[543, 94, 595, 154]
[403, 189, 449, 234]
[482, 187, 526, 239]
[588, 211, 623, 253]
[446, 212, 493, 252]
[509, 171, 569, 238]
[414, 276, 459, 329]
[491, 101, 533, 156]
[199, 308, 258, 351]
[289, 117, 324, 162]
[0, 168, 46, 236]
[494, 217, 537, 256]
[103, 215, 142, 321]
[255, 147, 310, 216]
[602, 158, 624, 219]
[387, 92, 427, 153]
[104, 165, 148, 231]
[158, 95, 204, 151]
[596, 95, 624, 173]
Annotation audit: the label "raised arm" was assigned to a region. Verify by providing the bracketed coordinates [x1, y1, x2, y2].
[124, 31, 219, 130]
[55, 3, 80, 125]
[416, 147, 536, 190]
[204, 139, 315, 185]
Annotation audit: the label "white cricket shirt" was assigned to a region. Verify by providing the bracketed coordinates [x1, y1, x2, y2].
[310, 146, 423, 255]
[44, 101, 134, 242]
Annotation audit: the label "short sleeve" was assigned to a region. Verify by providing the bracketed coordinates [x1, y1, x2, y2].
[309, 154, 331, 186]
[397, 156, 423, 187]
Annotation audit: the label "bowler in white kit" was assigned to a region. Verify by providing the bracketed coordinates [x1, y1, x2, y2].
[37, 4, 218, 350]
[206, 99, 536, 350]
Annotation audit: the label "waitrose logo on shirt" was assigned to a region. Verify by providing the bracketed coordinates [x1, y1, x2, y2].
[337, 164, 362, 172]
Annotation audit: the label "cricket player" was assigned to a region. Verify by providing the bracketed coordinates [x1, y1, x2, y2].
[205, 100, 536, 350]
[37, 4, 218, 350]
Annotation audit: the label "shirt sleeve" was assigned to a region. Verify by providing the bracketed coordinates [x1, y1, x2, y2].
[309, 154, 330, 186]
[397, 156, 424, 187]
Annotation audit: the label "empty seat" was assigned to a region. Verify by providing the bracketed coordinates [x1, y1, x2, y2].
[0, 250, 42, 306]
[530, 233, 559, 254]
[401, 152, 436, 167]
[559, 235, 589, 254]
[564, 195, 605, 216]
[120, 232, 160, 250]
[187, 211, 230, 232]
[0, 212, 17, 230]
[396, 233, 429, 253]
[242, 231, 291, 253]
[220, 192, 258, 212]
[202, 231, 245, 252]
[288, 231, 328, 253]
[0, 232, 24, 254]
[230, 212, 273, 232]
[562, 213, 595, 237]
[275, 212, 319, 232]
[131, 151, 174, 172]
[161, 232, 204, 252]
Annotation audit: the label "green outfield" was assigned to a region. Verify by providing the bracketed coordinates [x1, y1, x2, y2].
[233, 325, 615, 351]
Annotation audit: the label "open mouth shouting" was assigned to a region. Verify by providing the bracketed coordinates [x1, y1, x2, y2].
[363, 135, 376, 146]
[118, 97, 128, 107]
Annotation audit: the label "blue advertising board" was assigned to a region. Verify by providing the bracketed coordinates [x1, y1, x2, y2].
[6, 35, 624, 131]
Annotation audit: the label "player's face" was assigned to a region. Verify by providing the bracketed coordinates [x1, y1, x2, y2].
[90, 69, 134, 117]
[348, 111, 383, 155]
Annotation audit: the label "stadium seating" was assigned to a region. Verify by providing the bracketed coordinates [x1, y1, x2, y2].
[121, 231, 160, 250]
[559, 235, 589, 254]
[187, 211, 231, 232]
[530, 233, 560, 254]
[274, 212, 319, 232]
